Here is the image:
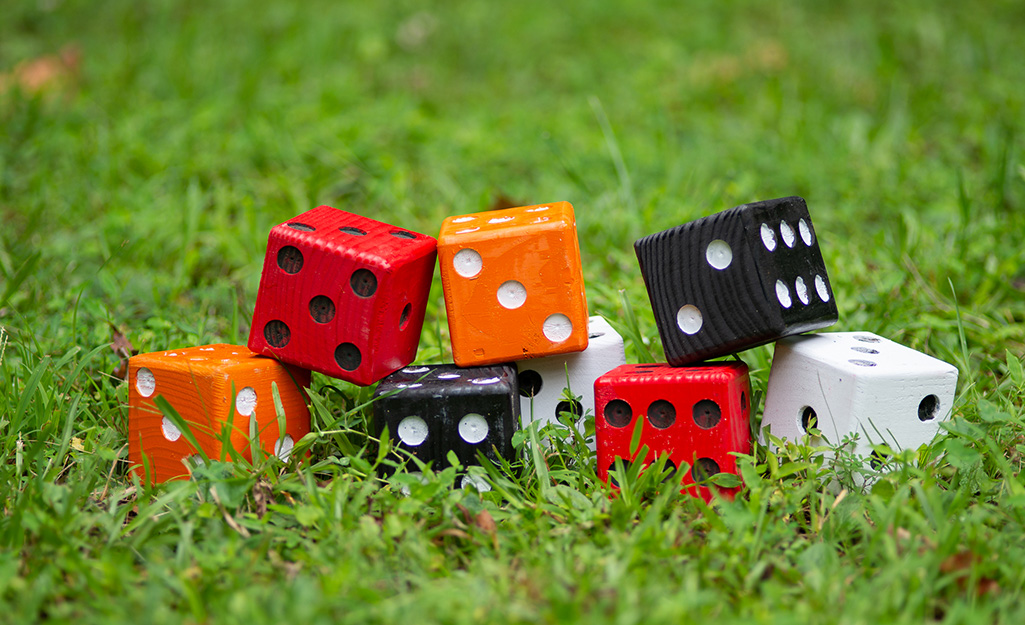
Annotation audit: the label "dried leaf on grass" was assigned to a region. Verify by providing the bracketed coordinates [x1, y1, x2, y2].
[0, 44, 81, 98]
[252, 480, 273, 519]
[109, 324, 137, 380]
[475, 508, 499, 552]
[940, 549, 1001, 597]
[435, 528, 471, 541]
[455, 503, 499, 550]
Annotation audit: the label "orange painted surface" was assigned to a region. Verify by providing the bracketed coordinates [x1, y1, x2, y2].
[127, 344, 311, 484]
[438, 201, 589, 366]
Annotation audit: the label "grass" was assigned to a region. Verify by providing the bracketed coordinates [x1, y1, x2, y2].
[2, 0, 1025, 622]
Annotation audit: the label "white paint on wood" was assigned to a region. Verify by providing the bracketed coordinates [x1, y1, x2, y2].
[516, 316, 627, 450]
[798, 219, 813, 245]
[458, 413, 489, 443]
[274, 435, 295, 461]
[780, 220, 796, 247]
[453, 248, 483, 278]
[815, 275, 830, 302]
[397, 416, 428, 446]
[542, 313, 573, 342]
[461, 473, 492, 492]
[235, 386, 257, 416]
[136, 367, 156, 397]
[760, 223, 777, 251]
[795, 276, 809, 305]
[761, 332, 959, 464]
[705, 239, 733, 270]
[497, 280, 527, 309]
[676, 305, 703, 334]
[161, 416, 182, 442]
[775, 280, 792, 308]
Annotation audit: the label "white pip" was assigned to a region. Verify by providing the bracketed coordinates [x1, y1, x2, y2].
[516, 316, 626, 449]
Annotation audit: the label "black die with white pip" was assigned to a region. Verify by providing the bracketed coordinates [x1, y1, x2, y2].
[634, 196, 838, 366]
[372, 364, 519, 470]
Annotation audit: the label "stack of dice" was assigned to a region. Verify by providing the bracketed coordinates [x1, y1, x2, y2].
[373, 201, 626, 479]
[598, 196, 958, 499]
[126, 194, 958, 497]
[127, 207, 440, 483]
[127, 201, 629, 484]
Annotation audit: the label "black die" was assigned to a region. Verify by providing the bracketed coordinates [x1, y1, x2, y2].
[372, 364, 520, 469]
[634, 196, 838, 365]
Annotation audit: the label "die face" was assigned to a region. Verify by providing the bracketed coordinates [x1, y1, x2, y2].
[740, 197, 837, 332]
[248, 206, 437, 385]
[129, 349, 225, 483]
[594, 362, 751, 501]
[128, 344, 311, 484]
[634, 196, 837, 366]
[438, 201, 589, 366]
[761, 332, 959, 460]
[516, 316, 626, 449]
[372, 364, 520, 468]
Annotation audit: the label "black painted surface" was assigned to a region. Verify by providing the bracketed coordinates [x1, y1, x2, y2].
[634, 196, 838, 365]
[372, 364, 520, 470]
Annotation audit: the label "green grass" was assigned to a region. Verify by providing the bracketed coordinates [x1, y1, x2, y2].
[2, 0, 1025, 622]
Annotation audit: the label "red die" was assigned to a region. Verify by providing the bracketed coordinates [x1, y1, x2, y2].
[594, 362, 751, 501]
[248, 206, 437, 386]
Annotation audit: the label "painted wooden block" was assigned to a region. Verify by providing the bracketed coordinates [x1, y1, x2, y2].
[372, 364, 519, 471]
[437, 201, 589, 367]
[248, 205, 437, 386]
[761, 332, 958, 464]
[594, 362, 751, 501]
[515, 315, 626, 449]
[634, 196, 838, 366]
[128, 344, 311, 484]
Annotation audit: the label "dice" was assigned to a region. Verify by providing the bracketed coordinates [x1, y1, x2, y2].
[594, 362, 751, 500]
[127, 344, 311, 484]
[248, 205, 437, 385]
[634, 196, 838, 366]
[516, 315, 626, 448]
[372, 364, 519, 470]
[437, 201, 589, 367]
[760, 332, 958, 464]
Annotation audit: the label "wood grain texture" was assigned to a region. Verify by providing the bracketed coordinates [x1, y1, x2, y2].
[438, 201, 589, 367]
[761, 332, 958, 463]
[634, 196, 838, 366]
[372, 364, 519, 470]
[128, 344, 310, 484]
[594, 362, 751, 501]
[248, 205, 437, 386]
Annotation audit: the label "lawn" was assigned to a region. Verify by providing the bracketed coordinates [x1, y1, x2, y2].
[2, 0, 1025, 622]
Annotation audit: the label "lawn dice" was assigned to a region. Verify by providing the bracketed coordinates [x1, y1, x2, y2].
[634, 196, 838, 365]
[372, 364, 519, 471]
[760, 332, 958, 466]
[594, 362, 752, 501]
[248, 205, 437, 385]
[516, 315, 626, 449]
[437, 201, 589, 367]
[128, 344, 310, 484]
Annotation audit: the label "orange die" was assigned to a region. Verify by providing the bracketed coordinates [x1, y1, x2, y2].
[127, 344, 311, 484]
[438, 201, 589, 367]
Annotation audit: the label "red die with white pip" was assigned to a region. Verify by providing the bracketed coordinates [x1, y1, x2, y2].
[594, 362, 751, 501]
[248, 206, 437, 386]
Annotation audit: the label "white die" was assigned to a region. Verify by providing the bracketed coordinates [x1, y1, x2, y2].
[515, 316, 626, 449]
[761, 332, 958, 460]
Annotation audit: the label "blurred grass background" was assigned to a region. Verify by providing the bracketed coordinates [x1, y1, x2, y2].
[2, 0, 1025, 622]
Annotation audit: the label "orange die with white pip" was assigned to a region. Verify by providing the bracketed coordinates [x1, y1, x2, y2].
[127, 344, 310, 483]
[438, 201, 589, 367]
